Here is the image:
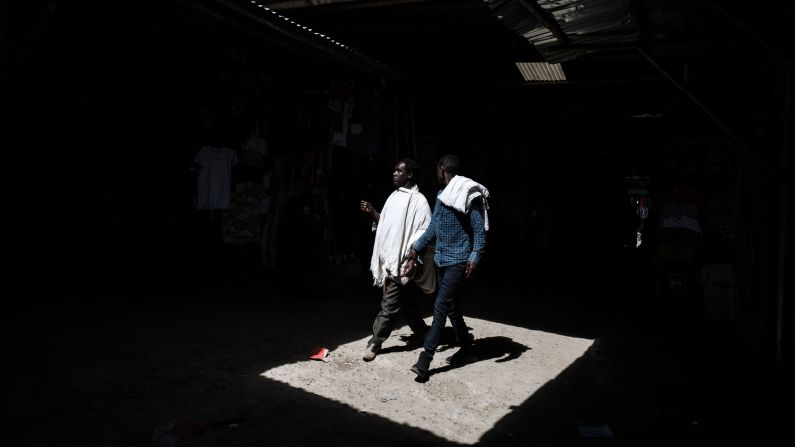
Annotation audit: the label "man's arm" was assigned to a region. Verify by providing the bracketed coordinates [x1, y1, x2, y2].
[410, 204, 438, 260]
[406, 194, 432, 254]
[466, 198, 486, 278]
[403, 204, 437, 276]
[360, 200, 380, 223]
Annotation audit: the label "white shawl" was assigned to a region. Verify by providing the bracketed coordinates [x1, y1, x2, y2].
[370, 186, 431, 287]
[437, 175, 491, 231]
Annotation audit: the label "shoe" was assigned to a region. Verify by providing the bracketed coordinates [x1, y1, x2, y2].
[410, 352, 432, 382]
[457, 333, 474, 347]
[362, 342, 380, 362]
[445, 337, 475, 366]
[401, 328, 428, 348]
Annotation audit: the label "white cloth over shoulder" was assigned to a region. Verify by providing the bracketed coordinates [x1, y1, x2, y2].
[370, 186, 431, 287]
[437, 175, 491, 231]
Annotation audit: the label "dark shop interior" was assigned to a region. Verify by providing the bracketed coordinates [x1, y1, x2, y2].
[1, 0, 792, 445]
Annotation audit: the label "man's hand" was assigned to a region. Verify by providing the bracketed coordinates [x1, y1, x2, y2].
[465, 261, 477, 279]
[360, 200, 380, 223]
[402, 248, 419, 277]
[402, 258, 417, 277]
[359, 200, 373, 214]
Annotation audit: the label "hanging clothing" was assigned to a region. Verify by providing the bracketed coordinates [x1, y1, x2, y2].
[222, 181, 264, 245]
[194, 146, 238, 210]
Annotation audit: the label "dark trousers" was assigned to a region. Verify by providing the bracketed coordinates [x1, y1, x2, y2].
[423, 263, 470, 358]
[369, 278, 428, 346]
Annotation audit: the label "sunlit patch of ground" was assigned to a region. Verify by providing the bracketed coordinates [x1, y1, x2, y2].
[262, 317, 594, 444]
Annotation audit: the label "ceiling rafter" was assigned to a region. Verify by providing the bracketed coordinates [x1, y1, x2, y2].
[517, 0, 569, 46]
[261, 0, 437, 12]
[172, 0, 398, 78]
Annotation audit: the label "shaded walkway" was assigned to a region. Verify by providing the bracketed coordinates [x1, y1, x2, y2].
[1, 251, 791, 446]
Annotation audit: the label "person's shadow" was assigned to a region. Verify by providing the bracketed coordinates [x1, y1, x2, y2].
[429, 335, 530, 376]
[381, 328, 530, 360]
[379, 326, 474, 355]
[379, 329, 530, 381]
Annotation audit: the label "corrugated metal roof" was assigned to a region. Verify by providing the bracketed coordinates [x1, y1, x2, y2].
[196, 0, 399, 78]
[488, 0, 639, 63]
[515, 62, 567, 81]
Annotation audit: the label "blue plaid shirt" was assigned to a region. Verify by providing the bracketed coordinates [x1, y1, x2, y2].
[413, 188, 486, 267]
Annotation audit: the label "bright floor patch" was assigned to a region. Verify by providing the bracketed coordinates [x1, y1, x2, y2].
[261, 317, 593, 444]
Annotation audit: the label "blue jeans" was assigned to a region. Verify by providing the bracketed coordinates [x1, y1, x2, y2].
[423, 263, 471, 358]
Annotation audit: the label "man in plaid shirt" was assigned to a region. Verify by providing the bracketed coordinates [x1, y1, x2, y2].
[404, 154, 489, 382]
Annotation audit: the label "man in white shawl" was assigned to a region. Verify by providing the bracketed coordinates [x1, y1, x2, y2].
[359, 158, 433, 361]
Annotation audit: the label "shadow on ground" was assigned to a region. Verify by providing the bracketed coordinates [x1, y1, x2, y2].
[1, 252, 791, 446]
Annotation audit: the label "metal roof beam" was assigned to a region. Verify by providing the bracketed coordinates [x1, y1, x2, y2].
[637, 47, 753, 156]
[517, 0, 569, 46]
[262, 0, 436, 12]
[173, 0, 398, 79]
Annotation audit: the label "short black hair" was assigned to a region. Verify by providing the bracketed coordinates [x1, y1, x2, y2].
[399, 157, 419, 178]
[439, 154, 460, 175]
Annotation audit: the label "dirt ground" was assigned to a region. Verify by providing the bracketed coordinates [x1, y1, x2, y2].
[2, 257, 791, 446]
